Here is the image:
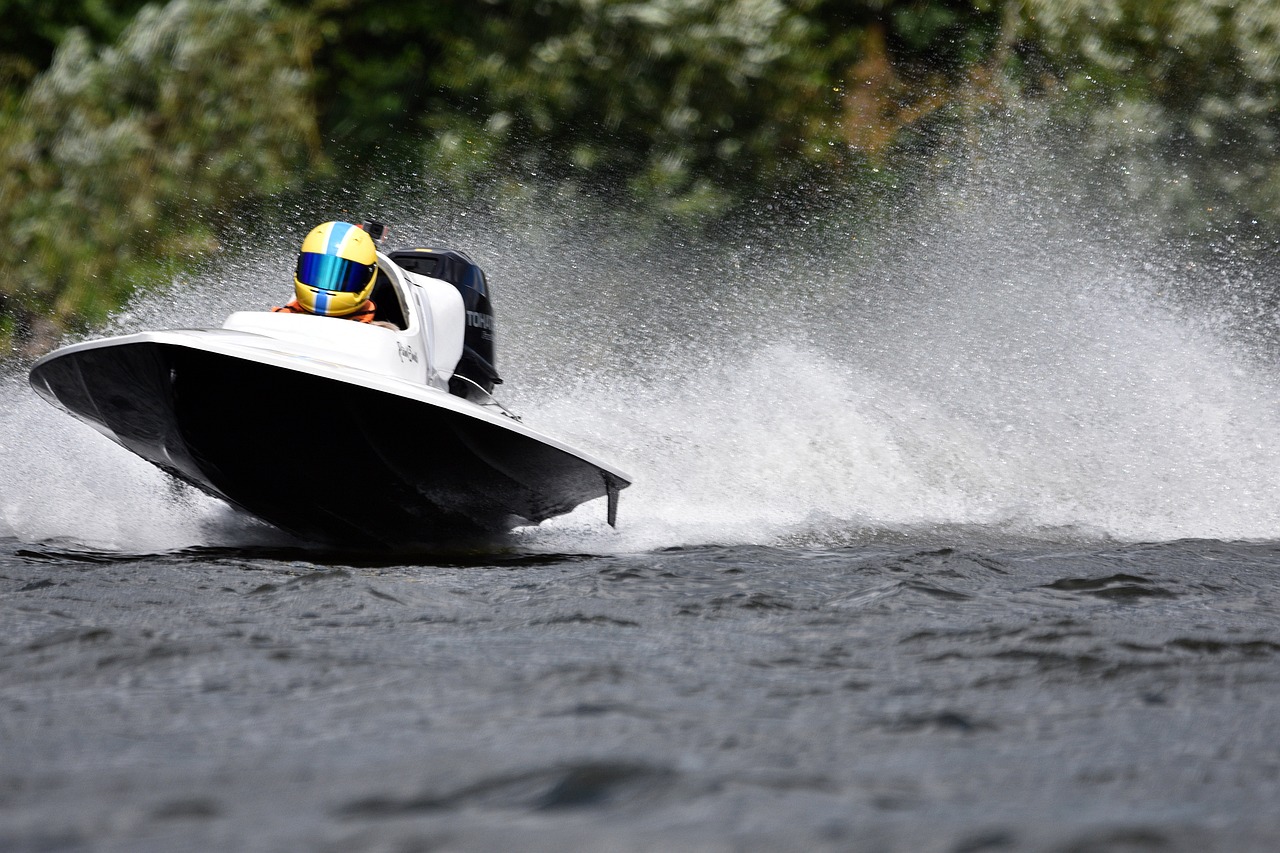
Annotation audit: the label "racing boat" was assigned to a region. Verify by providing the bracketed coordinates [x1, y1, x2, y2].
[28, 236, 632, 548]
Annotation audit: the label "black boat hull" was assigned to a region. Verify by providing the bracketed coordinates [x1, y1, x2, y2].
[30, 339, 628, 547]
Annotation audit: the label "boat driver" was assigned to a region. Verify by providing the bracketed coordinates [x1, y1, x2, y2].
[273, 221, 395, 328]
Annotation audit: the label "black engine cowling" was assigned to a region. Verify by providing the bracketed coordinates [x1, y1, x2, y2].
[388, 248, 501, 398]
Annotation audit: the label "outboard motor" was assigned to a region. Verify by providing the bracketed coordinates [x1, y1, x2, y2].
[388, 248, 501, 398]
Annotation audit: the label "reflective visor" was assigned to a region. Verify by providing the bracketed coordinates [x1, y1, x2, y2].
[296, 252, 375, 292]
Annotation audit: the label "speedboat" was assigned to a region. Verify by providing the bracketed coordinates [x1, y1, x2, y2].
[28, 240, 632, 549]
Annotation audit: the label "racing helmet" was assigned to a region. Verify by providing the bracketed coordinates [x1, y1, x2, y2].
[293, 221, 379, 316]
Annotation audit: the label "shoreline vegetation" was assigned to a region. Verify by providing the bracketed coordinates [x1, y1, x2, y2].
[3, 0, 1280, 357]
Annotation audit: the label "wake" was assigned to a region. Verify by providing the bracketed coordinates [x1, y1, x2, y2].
[6, 141, 1280, 552]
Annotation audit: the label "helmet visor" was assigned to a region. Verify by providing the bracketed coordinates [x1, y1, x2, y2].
[296, 252, 376, 293]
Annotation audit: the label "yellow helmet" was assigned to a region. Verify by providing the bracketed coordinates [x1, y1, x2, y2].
[293, 221, 378, 316]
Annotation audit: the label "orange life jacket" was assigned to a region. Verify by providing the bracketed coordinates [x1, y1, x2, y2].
[272, 299, 377, 323]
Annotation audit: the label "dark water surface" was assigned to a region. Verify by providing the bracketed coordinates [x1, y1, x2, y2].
[3, 536, 1278, 852]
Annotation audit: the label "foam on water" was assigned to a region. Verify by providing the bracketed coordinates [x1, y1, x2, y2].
[501, 158, 1280, 550]
[6, 140, 1280, 552]
[0, 373, 252, 550]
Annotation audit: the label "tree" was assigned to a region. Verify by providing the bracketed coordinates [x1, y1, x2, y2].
[0, 0, 152, 97]
[412, 0, 860, 216]
[0, 0, 321, 354]
[1020, 0, 1280, 234]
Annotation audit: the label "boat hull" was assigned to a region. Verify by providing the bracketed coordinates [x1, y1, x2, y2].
[30, 335, 629, 547]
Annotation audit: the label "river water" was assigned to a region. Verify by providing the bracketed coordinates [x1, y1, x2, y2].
[2, 535, 1279, 852]
[3, 156, 1280, 850]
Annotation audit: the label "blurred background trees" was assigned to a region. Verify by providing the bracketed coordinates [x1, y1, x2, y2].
[3, 0, 1280, 354]
[0, 0, 319, 349]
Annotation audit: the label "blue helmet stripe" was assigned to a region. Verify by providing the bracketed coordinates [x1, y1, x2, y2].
[327, 221, 354, 256]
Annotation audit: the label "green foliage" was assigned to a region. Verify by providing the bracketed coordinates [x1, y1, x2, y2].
[6, 0, 1280, 352]
[0, 0, 152, 93]
[0, 0, 321, 353]
[1019, 0, 1280, 232]
[417, 0, 864, 218]
[299, 0, 489, 152]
